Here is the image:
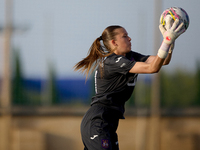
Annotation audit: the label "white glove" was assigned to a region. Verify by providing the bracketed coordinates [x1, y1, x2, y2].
[159, 18, 185, 45]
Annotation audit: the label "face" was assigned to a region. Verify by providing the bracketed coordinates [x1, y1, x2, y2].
[112, 28, 132, 56]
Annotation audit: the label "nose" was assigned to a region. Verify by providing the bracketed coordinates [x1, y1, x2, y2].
[128, 36, 131, 41]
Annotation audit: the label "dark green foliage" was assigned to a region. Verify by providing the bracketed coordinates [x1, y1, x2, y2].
[49, 64, 59, 104]
[127, 66, 200, 108]
[12, 50, 25, 104]
[160, 70, 198, 108]
[195, 61, 200, 105]
[12, 49, 59, 105]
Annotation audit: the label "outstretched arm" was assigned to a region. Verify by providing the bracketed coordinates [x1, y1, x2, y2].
[145, 42, 174, 65]
[129, 18, 185, 74]
[129, 56, 165, 74]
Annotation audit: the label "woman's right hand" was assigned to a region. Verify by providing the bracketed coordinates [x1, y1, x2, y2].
[159, 18, 185, 45]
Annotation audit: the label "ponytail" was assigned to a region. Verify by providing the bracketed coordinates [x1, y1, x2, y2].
[74, 37, 108, 79]
[74, 25, 123, 79]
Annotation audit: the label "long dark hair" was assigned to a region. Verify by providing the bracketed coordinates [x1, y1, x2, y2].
[74, 25, 123, 79]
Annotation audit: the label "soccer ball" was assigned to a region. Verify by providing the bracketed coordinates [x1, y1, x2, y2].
[160, 7, 189, 31]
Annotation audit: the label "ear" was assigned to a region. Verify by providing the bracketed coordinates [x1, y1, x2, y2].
[111, 39, 118, 46]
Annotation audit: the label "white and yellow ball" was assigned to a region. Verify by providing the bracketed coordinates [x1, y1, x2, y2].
[160, 7, 189, 31]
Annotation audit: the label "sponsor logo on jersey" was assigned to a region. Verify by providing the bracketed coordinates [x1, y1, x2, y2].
[116, 57, 122, 63]
[102, 139, 109, 149]
[120, 63, 126, 68]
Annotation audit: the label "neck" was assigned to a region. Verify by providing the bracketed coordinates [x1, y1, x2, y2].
[114, 51, 126, 56]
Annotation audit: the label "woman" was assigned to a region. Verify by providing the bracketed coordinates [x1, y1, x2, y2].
[74, 18, 185, 150]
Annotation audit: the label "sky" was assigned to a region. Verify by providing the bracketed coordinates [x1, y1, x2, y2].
[0, 0, 199, 79]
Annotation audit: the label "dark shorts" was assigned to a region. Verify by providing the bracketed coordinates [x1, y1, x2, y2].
[81, 104, 120, 150]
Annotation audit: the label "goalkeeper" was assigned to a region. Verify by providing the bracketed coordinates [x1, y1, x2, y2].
[74, 18, 185, 150]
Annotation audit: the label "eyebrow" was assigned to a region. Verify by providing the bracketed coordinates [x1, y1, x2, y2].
[123, 32, 128, 36]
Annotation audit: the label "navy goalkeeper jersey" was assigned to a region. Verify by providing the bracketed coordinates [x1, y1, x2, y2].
[91, 51, 149, 117]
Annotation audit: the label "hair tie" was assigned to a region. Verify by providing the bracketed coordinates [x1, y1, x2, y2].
[99, 36, 103, 41]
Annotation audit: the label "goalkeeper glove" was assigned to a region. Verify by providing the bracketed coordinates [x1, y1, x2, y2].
[159, 18, 185, 45]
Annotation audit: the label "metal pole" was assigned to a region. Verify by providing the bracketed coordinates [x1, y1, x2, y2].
[0, 0, 13, 150]
[1, 0, 12, 110]
[149, 0, 162, 150]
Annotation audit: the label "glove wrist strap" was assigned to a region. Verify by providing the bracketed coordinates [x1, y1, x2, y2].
[157, 41, 170, 59]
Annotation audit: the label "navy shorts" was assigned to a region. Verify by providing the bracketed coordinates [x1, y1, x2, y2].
[81, 104, 120, 150]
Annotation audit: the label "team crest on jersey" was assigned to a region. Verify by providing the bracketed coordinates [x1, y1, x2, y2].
[101, 139, 109, 149]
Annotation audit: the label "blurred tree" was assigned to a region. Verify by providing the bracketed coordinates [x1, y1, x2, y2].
[160, 70, 197, 108]
[49, 63, 59, 104]
[195, 61, 200, 105]
[12, 49, 25, 104]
